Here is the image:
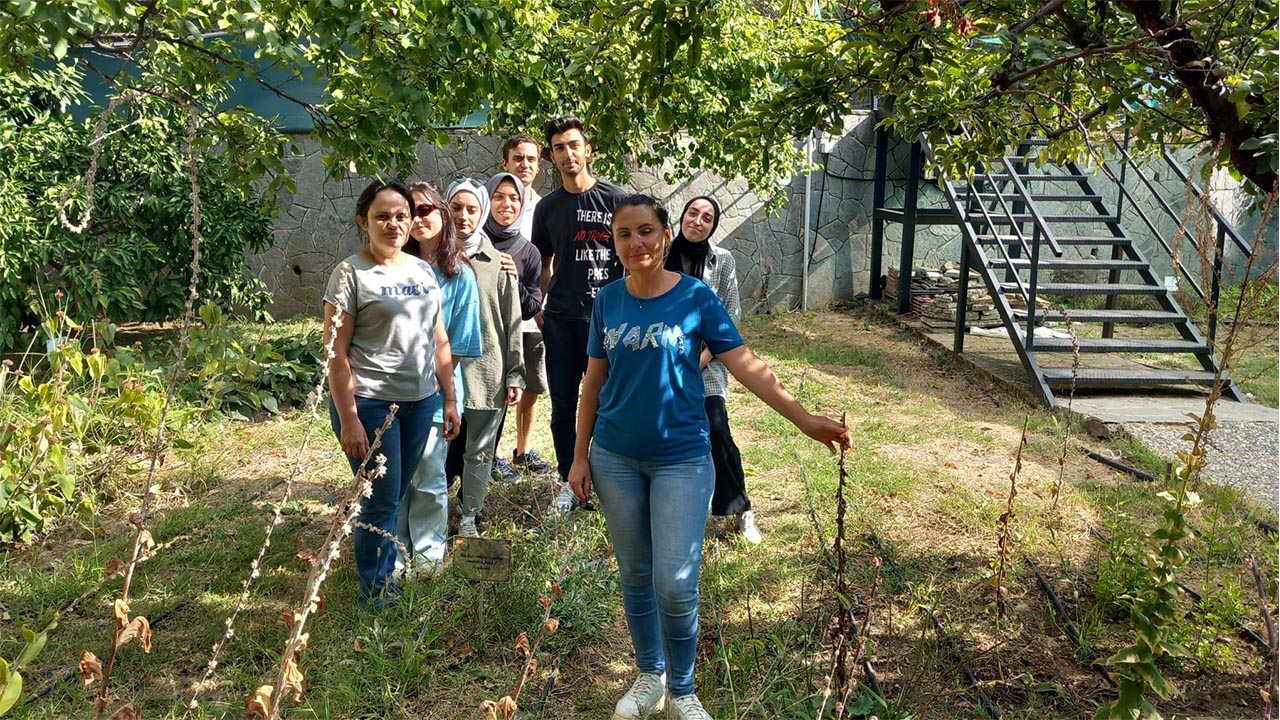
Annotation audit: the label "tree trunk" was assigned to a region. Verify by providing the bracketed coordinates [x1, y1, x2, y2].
[1120, 0, 1277, 191]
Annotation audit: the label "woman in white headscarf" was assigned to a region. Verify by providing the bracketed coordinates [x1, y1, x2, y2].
[444, 176, 524, 538]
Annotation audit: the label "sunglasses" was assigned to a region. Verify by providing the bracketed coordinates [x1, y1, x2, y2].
[413, 204, 438, 218]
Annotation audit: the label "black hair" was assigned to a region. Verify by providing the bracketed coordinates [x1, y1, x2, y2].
[355, 179, 414, 220]
[542, 116, 588, 148]
[502, 134, 540, 161]
[613, 194, 670, 230]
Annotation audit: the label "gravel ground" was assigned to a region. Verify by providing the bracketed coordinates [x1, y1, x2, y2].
[1123, 421, 1279, 510]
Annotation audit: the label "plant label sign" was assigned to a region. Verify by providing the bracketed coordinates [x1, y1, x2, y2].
[450, 538, 512, 583]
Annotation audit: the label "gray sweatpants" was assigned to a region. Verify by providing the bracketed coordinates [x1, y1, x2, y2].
[459, 407, 506, 516]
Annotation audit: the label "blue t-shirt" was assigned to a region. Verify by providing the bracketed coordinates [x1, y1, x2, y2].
[431, 263, 483, 422]
[587, 274, 744, 462]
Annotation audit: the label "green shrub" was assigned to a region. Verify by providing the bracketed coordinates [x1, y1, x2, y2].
[0, 64, 276, 354]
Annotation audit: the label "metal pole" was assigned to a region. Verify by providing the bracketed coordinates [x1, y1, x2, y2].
[869, 123, 888, 299]
[803, 130, 813, 311]
[897, 141, 921, 315]
[1209, 224, 1225, 352]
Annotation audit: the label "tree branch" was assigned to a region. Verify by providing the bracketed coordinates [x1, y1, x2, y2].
[1119, 0, 1277, 190]
[1009, 0, 1069, 35]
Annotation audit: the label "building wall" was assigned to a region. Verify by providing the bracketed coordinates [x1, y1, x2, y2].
[250, 114, 1271, 318]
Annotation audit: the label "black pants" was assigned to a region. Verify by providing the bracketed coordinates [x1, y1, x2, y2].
[706, 395, 751, 516]
[543, 315, 591, 480]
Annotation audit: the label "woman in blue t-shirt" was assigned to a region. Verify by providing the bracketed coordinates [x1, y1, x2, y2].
[568, 195, 851, 720]
[395, 181, 482, 574]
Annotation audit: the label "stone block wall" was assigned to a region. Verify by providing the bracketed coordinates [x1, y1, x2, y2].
[249, 116, 1270, 319]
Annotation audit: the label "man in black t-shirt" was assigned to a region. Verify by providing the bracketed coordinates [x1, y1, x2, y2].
[530, 116, 626, 513]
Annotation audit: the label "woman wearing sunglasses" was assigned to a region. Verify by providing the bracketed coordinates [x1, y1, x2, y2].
[323, 179, 459, 606]
[396, 181, 482, 575]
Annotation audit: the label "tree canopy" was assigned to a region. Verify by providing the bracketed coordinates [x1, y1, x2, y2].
[1, 0, 1275, 200]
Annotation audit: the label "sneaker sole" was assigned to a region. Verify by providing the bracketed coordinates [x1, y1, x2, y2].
[610, 694, 666, 720]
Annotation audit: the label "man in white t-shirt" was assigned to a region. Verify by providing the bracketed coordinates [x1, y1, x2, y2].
[503, 135, 542, 242]
[495, 134, 553, 478]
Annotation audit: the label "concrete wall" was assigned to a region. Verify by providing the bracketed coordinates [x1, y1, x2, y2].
[250, 116, 1272, 318]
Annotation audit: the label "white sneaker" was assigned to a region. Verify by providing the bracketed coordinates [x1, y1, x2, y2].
[550, 482, 577, 515]
[457, 514, 479, 538]
[738, 511, 762, 544]
[668, 693, 713, 720]
[612, 672, 666, 719]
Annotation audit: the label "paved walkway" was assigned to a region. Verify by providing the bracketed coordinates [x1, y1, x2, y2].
[909, 324, 1279, 510]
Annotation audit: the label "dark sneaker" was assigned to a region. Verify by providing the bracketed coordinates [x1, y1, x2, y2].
[490, 456, 521, 483]
[513, 450, 554, 474]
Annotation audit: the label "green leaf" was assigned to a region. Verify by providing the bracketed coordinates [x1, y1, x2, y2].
[0, 667, 21, 716]
[15, 629, 46, 669]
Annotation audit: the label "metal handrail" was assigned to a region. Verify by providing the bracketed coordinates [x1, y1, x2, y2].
[920, 135, 1032, 304]
[1161, 151, 1253, 258]
[967, 173, 1031, 303]
[999, 156, 1065, 258]
[1099, 155, 1206, 299]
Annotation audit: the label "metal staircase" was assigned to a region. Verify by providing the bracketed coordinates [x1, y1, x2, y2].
[868, 128, 1247, 408]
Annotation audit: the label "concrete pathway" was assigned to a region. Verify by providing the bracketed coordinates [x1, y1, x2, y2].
[909, 323, 1279, 510]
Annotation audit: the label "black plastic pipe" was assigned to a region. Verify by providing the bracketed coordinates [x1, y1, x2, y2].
[926, 611, 1001, 719]
[1080, 447, 1158, 482]
[1024, 555, 1117, 688]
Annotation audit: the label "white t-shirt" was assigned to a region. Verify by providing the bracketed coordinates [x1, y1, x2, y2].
[519, 187, 542, 332]
[323, 252, 442, 401]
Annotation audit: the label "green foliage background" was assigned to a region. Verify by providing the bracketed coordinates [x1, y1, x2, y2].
[0, 64, 273, 353]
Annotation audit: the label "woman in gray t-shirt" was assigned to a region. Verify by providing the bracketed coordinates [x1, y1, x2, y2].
[323, 180, 461, 606]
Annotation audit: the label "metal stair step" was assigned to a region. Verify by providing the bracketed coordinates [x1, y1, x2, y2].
[989, 258, 1145, 270]
[983, 214, 1120, 224]
[976, 234, 1132, 246]
[1014, 309, 1185, 323]
[985, 173, 1092, 182]
[973, 192, 1104, 203]
[1007, 282, 1165, 295]
[1029, 338, 1210, 354]
[1041, 367, 1221, 388]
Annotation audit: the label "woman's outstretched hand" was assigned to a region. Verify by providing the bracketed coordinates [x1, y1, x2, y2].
[801, 413, 852, 453]
[568, 458, 592, 501]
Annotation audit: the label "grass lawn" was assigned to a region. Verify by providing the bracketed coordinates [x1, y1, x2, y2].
[0, 309, 1275, 719]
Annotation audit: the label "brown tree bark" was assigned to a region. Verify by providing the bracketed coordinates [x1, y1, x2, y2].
[1120, 0, 1277, 191]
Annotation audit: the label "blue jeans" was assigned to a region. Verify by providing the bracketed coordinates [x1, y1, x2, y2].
[590, 445, 714, 697]
[330, 394, 436, 601]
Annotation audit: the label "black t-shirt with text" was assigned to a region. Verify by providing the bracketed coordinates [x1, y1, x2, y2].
[531, 178, 627, 321]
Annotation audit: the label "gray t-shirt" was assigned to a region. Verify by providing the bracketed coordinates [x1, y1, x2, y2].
[324, 252, 442, 402]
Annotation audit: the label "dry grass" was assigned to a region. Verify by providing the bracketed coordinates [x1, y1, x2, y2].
[0, 309, 1275, 719]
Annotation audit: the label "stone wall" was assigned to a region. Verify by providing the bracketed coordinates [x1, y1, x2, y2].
[250, 116, 1271, 318]
[250, 111, 897, 318]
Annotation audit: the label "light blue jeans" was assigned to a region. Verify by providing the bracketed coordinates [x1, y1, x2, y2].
[590, 445, 714, 698]
[397, 417, 451, 564]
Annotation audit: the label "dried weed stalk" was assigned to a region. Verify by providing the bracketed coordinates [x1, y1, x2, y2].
[84, 101, 205, 720]
[1051, 308, 1079, 510]
[180, 262, 354, 717]
[479, 538, 578, 720]
[255, 406, 399, 720]
[991, 417, 1029, 625]
[832, 412, 851, 692]
[834, 556, 883, 719]
[1246, 555, 1278, 717]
